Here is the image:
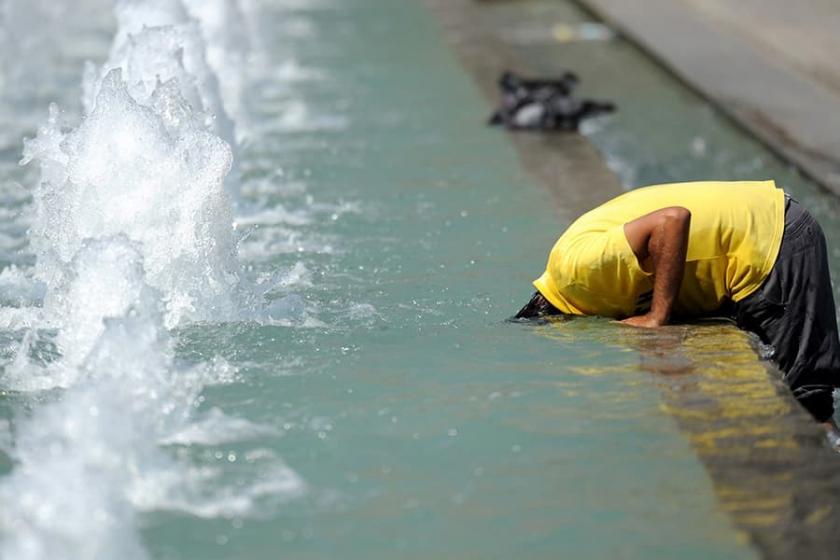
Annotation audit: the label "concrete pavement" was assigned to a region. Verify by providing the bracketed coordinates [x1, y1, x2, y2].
[575, 0, 840, 196]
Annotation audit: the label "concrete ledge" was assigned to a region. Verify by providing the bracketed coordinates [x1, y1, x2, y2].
[574, 0, 840, 196]
[423, 0, 625, 219]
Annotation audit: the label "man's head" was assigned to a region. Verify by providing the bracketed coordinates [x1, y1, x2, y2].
[514, 291, 561, 319]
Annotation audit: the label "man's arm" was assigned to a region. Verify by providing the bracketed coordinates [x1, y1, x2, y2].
[620, 206, 691, 328]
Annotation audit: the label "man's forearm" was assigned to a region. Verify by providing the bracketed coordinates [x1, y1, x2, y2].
[621, 206, 691, 328]
[647, 209, 691, 324]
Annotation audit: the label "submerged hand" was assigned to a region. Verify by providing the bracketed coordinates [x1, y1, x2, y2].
[619, 313, 667, 329]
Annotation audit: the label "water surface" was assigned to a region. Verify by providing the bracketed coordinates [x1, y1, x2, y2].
[1, 0, 838, 558]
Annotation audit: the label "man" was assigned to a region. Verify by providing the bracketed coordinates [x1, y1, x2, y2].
[517, 180, 840, 424]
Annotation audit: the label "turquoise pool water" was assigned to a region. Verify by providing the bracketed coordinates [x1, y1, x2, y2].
[1, 0, 837, 558]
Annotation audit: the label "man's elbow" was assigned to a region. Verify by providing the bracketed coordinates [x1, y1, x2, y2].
[661, 206, 691, 224]
[658, 207, 691, 233]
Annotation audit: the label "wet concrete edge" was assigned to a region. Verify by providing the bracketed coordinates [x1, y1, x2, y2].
[421, 0, 625, 221]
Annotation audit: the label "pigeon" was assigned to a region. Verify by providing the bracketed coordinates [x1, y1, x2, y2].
[488, 70, 615, 131]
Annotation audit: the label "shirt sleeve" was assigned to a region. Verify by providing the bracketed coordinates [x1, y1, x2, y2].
[559, 224, 653, 317]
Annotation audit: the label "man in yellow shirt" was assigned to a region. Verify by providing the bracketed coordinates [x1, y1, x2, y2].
[517, 180, 840, 423]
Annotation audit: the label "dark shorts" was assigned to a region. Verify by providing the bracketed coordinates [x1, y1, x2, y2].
[733, 197, 840, 422]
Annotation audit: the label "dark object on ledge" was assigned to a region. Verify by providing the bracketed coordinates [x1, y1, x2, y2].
[488, 71, 616, 131]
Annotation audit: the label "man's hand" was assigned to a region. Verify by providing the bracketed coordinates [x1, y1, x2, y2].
[621, 206, 691, 328]
[620, 313, 666, 329]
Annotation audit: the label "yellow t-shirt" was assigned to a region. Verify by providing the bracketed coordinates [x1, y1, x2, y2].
[533, 180, 785, 318]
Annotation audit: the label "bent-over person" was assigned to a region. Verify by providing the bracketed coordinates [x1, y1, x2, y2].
[517, 181, 840, 424]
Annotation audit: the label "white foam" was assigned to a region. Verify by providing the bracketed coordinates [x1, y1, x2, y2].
[347, 302, 379, 321]
[1, 0, 306, 556]
[83, 2, 235, 147]
[236, 205, 312, 227]
[0, 311, 170, 560]
[238, 225, 336, 261]
[275, 261, 313, 289]
[135, 462, 305, 519]
[0, 266, 44, 307]
[48, 237, 156, 369]
[2, 243, 304, 556]
[0, 306, 40, 331]
[181, 0, 252, 136]
[0, 0, 114, 142]
[159, 407, 278, 445]
[25, 70, 241, 328]
[269, 100, 349, 133]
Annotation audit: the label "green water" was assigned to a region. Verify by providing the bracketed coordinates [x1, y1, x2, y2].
[412, 1, 840, 557]
[7, 0, 840, 557]
[150, 0, 760, 558]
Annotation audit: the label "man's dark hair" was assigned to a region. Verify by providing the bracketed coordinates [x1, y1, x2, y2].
[514, 291, 561, 319]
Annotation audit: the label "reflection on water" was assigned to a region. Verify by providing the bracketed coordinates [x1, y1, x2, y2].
[2, 0, 838, 556]
[453, 0, 840, 556]
[537, 318, 840, 559]
[645, 326, 840, 559]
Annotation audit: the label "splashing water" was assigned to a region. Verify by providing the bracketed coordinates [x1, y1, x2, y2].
[82, 0, 236, 147]
[0, 0, 304, 556]
[1, 239, 303, 559]
[181, 0, 253, 135]
[0, 0, 113, 147]
[25, 69, 240, 330]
